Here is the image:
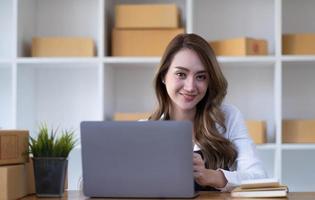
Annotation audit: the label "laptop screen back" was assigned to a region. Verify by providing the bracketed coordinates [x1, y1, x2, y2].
[80, 121, 195, 198]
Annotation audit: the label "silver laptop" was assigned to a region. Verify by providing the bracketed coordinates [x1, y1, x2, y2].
[80, 121, 197, 198]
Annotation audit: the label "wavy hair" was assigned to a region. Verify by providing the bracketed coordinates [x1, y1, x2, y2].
[149, 33, 237, 169]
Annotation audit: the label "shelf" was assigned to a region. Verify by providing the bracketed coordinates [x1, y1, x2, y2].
[108, 65, 156, 113]
[104, 56, 276, 68]
[256, 144, 277, 150]
[282, 56, 315, 62]
[104, 57, 160, 64]
[0, 0, 13, 59]
[0, 59, 11, 64]
[282, 149, 315, 191]
[282, 0, 315, 34]
[0, 65, 13, 128]
[17, 57, 100, 64]
[217, 56, 276, 63]
[16, 63, 102, 134]
[218, 56, 276, 68]
[17, 0, 101, 57]
[194, 0, 276, 55]
[282, 63, 315, 119]
[281, 144, 315, 150]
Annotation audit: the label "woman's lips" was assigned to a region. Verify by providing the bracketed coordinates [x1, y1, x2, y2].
[181, 93, 197, 101]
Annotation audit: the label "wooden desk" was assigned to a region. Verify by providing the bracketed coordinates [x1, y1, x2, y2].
[20, 191, 315, 200]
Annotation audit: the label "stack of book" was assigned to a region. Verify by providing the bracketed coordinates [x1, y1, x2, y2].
[231, 178, 288, 198]
[0, 130, 34, 199]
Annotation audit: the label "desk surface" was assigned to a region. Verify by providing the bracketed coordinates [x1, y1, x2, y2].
[21, 191, 315, 200]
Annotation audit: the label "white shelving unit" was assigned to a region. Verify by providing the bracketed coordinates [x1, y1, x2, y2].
[1, 0, 314, 191]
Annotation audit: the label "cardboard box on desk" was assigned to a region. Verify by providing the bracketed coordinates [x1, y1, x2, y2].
[112, 28, 184, 56]
[25, 161, 35, 194]
[0, 159, 69, 199]
[282, 33, 315, 55]
[0, 130, 29, 165]
[209, 37, 268, 56]
[113, 112, 151, 121]
[0, 164, 28, 200]
[115, 4, 179, 28]
[245, 120, 267, 144]
[283, 120, 315, 143]
[32, 37, 95, 57]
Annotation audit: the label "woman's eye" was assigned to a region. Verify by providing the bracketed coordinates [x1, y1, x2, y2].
[196, 75, 206, 81]
[176, 72, 186, 79]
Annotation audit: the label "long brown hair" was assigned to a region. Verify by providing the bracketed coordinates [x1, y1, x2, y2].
[150, 33, 237, 169]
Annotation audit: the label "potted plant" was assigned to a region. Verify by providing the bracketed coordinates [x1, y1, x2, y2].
[29, 123, 77, 197]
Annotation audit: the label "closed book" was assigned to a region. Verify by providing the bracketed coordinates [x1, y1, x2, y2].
[231, 186, 288, 198]
[231, 179, 288, 198]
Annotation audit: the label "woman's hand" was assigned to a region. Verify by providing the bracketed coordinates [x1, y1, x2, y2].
[193, 153, 228, 188]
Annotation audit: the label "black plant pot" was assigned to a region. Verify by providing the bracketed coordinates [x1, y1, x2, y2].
[32, 157, 68, 197]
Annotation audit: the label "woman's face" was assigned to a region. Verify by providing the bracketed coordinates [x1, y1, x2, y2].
[164, 48, 209, 113]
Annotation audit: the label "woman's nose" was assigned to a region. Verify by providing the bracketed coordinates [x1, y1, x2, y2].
[183, 77, 196, 92]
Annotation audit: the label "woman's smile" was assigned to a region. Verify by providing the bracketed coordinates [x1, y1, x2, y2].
[180, 92, 197, 102]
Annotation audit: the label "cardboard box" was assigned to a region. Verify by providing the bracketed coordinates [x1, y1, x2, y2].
[115, 4, 179, 28]
[283, 120, 315, 143]
[112, 28, 184, 56]
[31, 37, 95, 57]
[0, 164, 28, 200]
[0, 130, 29, 165]
[209, 37, 268, 56]
[25, 161, 35, 194]
[0, 160, 66, 199]
[282, 33, 315, 55]
[245, 120, 267, 144]
[113, 113, 151, 121]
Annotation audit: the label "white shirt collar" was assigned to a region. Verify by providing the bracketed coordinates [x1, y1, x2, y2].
[193, 144, 201, 151]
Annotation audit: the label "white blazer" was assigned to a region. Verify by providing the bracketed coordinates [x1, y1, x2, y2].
[208, 104, 267, 191]
[157, 104, 267, 192]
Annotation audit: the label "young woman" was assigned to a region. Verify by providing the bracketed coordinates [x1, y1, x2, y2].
[149, 33, 267, 192]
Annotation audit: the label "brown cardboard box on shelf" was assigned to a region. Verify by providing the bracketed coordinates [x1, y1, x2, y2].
[115, 4, 179, 28]
[282, 33, 315, 55]
[31, 37, 95, 57]
[245, 120, 267, 144]
[0, 164, 28, 200]
[112, 28, 184, 56]
[282, 120, 315, 143]
[0, 130, 29, 165]
[209, 37, 268, 56]
[113, 112, 151, 121]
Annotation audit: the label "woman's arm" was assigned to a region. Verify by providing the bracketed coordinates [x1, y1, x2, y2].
[193, 104, 267, 191]
[217, 104, 267, 191]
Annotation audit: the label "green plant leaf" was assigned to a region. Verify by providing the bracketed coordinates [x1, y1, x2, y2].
[29, 123, 77, 158]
